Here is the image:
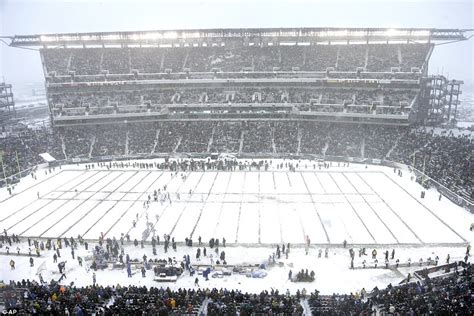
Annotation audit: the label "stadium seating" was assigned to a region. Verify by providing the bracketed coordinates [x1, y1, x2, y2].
[47, 87, 418, 119]
[308, 262, 472, 315]
[207, 288, 304, 315]
[41, 44, 430, 76]
[1, 123, 472, 203]
[2, 262, 471, 315]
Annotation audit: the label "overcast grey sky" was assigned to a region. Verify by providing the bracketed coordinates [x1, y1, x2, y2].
[0, 0, 473, 87]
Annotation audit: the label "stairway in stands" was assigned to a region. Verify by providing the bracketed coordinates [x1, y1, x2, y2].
[207, 126, 215, 152]
[271, 125, 277, 154]
[173, 136, 182, 153]
[88, 135, 96, 158]
[297, 125, 302, 155]
[124, 131, 129, 155]
[151, 130, 160, 154]
[238, 131, 245, 155]
[61, 137, 67, 159]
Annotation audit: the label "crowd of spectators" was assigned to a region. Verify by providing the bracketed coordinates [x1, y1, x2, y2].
[1, 122, 471, 202]
[206, 288, 304, 315]
[299, 122, 330, 155]
[0, 127, 63, 180]
[325, 124, 364, 157]
[127, 123, 157, 155]
[48, 87, 417, 119]
[106, 286, 205, 315]
[390, 128, 472, 201]
[69, 48, 102, 76]
[308, 262, 472, 315]
[2, 262, 470, 315]
[2, 281, 305, 315]
[367, 44, 400, 72]
[62, 127, 94, 159]
[369, 262, 472, 314]
[336, 44, 367, 71]
[41, 49, 69, 76]
[274, 121, 299, 153]
[177, 122, 214, 153]
[41, 43, 430, 76]
[364, 126, 403, 159]
[280, 45, 305, 71]
[242, 122, 273, 153]
[308, 291, 372, 315]
[209, 122, 242, 153]
[155, 122, 186, 153]
[92, 125, 127, 157]
[130, 48, 164, 74]
[400, 44, 430, 72]
[2, 281, 205, 315]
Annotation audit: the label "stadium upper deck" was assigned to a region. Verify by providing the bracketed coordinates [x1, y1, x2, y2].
[8, 27, 469, 125]
[40, 44, 430, 75]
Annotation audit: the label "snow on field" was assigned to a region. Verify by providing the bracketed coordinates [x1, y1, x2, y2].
[1, 159, 471, 247]
[237, 204, 259, 243]
[362, 173, 463, 244]
[214, 202, 240, 244]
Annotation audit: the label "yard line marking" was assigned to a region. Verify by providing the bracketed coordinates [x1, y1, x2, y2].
[0, 170, 89, 223]
[170, 172, 206, 236]
[11, 171, 103, 234]
[189, 172, 219, 238]
[342, 173, 399, 244]
[356, 172, 424, 244]
[300, 172, 330, 244]
[212, 173, 233, 237]
[81, 171, 150, 238]
[147, 172, 191, 239]
[328, 173, 377, 244]
[104, 171, 165, 238]
[0, 169, 65, 204]
[38, 171, 124, 237]
[234, 172, 247, 243]
[382, 172, 466, 243]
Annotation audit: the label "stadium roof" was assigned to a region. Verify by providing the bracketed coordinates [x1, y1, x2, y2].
[8, 27, 470, 47]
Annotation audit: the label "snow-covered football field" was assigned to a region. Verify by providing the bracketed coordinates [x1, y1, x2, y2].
[0, 160, 470, 247]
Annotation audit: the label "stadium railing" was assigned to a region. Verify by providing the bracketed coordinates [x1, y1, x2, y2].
[382, 160, 473, 213]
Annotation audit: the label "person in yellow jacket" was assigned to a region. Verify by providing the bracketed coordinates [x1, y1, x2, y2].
[51, 293, 58, 302]
[170, 298, 176, 309]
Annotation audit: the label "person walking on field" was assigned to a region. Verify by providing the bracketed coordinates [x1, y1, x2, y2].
[127, 263, 132, 277]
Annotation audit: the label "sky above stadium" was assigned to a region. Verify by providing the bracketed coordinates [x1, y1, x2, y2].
[0, 0, 473, 88]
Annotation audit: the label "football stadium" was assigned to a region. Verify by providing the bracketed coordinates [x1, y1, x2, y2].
[0, 22, 472, 315]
